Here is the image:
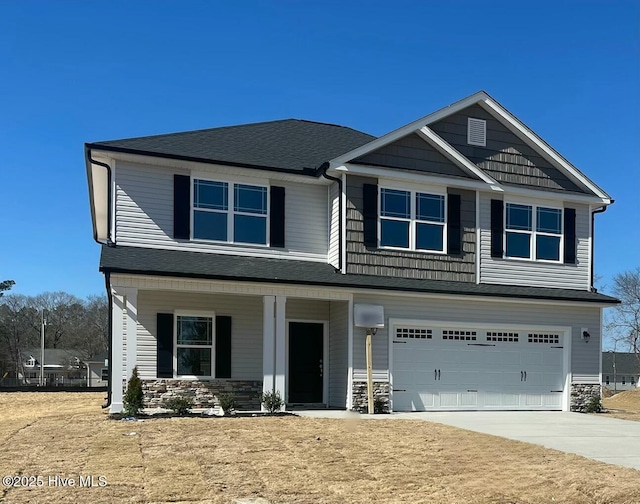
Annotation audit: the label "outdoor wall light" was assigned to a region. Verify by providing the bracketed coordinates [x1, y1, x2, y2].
[581, 328, 591, 343]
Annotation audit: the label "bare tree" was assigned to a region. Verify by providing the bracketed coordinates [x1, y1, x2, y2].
[0, 295, 39, 378]
[31, 292, 84, 349]
[607, 267, 640, 358]
[0, 280, 15, 297]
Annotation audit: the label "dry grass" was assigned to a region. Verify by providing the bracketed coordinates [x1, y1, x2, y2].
[0, 393, 639, 504]
[603, 388, 640, 421]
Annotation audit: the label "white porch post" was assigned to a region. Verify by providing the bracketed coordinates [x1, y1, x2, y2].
[125, 289, 138, 380]
[110, 290, 125, 414]
[274, 296, 287, 410]
[262, 296, 275, 410]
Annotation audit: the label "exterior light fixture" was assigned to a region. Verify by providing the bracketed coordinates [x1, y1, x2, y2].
[581, 328, 591, 343]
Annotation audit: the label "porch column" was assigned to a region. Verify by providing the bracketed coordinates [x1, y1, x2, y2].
[262, 296, 275, 407]
[274, 296, 287, 410]
[125, 288, 138, 380]
[110, 290, 125, 414]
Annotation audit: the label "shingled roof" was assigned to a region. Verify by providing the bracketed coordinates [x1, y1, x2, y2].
[100, 246, 619, 304]
[88, 119, 375, 174]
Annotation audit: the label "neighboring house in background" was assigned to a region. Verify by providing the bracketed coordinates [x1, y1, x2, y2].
[84, 353, 109, 387]
[20, 348, 86, 386]
[602, 352, 640, 391]
[85, 91, 619, 414]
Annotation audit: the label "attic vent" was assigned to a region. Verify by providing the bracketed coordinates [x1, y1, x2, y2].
[467, 118, 486, 146]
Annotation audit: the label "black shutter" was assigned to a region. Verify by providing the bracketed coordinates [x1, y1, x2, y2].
[270, 186, 285, 248]
[156, 313, 174, 378]
[363, 183, 378, 248]
[215, 316, 232, 379]
[564, 208, 576, 264]
[174, 174, 190, 240]
[490, 199, 504, 258]
[447, 193, 462, 255]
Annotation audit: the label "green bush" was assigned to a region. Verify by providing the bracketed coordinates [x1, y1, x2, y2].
[584, 395, 603, 413]
[163, 395, 194, 416]
[259, 390, 283, 413]
[217, 393, 236, 413]
[123, 367, 144, 417]
[374, 397, 388, 414]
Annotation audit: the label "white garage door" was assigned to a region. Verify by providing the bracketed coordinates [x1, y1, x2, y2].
[391, 324, 566, 411]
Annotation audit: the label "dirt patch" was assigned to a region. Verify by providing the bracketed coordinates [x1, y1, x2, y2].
[1, 392, 639, 504]
[602, 389, 640, 421]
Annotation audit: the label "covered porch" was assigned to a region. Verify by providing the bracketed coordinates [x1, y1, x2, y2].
[109, 274, 353, 413]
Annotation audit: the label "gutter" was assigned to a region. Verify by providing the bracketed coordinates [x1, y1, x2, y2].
[85, 145, 114, 246]
[590, 205, 609, 292]
[102, 271, 113, 409]
[320, 162, 342, 272]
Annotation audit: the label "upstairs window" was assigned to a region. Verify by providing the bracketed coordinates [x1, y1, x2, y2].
[379, 188, 446, 252]
[505, 203, 562, 262]
[193, 179, 268, 245]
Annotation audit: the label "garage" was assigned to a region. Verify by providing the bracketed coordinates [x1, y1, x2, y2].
[390, 321, 569, 411]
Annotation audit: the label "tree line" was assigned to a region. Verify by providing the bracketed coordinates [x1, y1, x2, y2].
[0, 281, 108, 379]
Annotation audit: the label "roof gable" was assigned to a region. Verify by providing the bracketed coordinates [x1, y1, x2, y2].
[90, 119, 375, 174]
[430, 104, 586, 193]
[352, 133, 475, 180]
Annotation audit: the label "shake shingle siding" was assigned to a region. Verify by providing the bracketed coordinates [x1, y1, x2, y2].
[345, 175, 476, 282]
[352, 133, 474, 179]
[430, 104, 587, 193]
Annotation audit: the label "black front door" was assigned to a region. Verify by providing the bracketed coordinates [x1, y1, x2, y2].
[288, 322, 324, 403]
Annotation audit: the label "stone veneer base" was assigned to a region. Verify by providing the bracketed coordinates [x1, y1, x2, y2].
[570, 383, 601, 412]
[352, 381, 390, 413]
[141, 379, 262, 410]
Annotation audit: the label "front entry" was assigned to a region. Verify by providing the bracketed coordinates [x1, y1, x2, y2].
[288, 322, 324, 404]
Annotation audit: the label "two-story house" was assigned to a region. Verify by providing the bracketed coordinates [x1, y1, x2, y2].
[85, 91, 618, 414]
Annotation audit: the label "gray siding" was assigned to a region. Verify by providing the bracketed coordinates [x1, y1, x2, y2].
[328, 182, 340, 268]
[136, 291, 263, 381]
[353, 133, 473, 179]
[115, 161, 328, 258]
[430, 104, 587, 193]
[479, 192, 590, 290]
[352, 293, 601, 384]
[328, 301, 349, 408]
[345, 175, 476, 282]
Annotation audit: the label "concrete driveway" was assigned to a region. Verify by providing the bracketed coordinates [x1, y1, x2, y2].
[298, 410, 640, 470]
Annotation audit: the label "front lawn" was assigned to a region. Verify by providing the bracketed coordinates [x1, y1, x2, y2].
[0, 392, 638, 503]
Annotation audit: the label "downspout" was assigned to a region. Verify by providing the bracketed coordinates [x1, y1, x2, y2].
[85, 146, 115, 246]
[320, 162, 342, 272]
[102, 271, 113, 409]
[590, 205, 608, 292]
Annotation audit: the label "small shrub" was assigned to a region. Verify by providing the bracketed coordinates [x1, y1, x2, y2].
[123, 367, 144, 417]
[217, 393, 236, 414]
[584, 395, 603, 413]
[163, 395, 194, 416]
[259, 390, 284, 413]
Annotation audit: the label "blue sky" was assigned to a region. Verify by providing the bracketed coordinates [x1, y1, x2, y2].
[0, 1, 638, 298]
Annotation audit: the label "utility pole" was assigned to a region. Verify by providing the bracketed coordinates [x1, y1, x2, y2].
[39, 310, 46, 386]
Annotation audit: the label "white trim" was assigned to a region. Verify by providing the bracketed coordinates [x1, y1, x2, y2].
[285, 319, 329, 406]
[387, 318, 572, 412]
[173, 310, 216, 379]
[274, 296, 286, 410]
[341, 173, 347, 274]
[347, 296, 354, 410]
[417, 126, 498, 186]
[479, 97, 612, 201]
[475, 190, 480, 284]
[124, 288, 138, 380]
[111, 160, 117, 242]
[110, 290, 125, 413]
[262, 296, 275, 403]
[588, 205, 593, 290]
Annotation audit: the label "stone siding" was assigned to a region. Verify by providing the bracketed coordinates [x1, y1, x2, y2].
[352, 381, 390, 413]
[141, 379, 262, 410]
[570, 383, 601, 412]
